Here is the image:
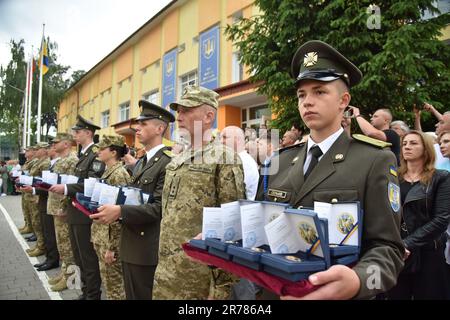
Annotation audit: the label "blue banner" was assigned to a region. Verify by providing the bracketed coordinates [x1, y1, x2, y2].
[162, 48, 177, 109]
[199, 25, 220, 90]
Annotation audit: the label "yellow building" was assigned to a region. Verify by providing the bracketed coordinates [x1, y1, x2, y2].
[57, 0, 272, 146]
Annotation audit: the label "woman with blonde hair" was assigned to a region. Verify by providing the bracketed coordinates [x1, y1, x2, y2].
[388, 130, 450, 299]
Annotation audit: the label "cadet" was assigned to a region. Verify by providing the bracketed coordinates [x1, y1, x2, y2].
[18, 146, 37, 235]
[21, 142, 50, 257]
[45, 133, 79, 291]
[90, 134, 131, 300]
[256, 40, 404, 300]
[152, 86, 246, 300]
[50, 116, 105, 300]
[91, 101, 174, 300]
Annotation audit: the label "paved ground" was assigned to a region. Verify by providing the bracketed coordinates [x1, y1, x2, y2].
[0, 194, 85, 300]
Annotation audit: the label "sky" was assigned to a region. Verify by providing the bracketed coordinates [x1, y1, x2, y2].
[0, 0, 172, 77]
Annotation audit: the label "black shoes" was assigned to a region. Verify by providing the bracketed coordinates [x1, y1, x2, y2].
[36, 261, 59, 271]
[26, 234, 37, 242]
[34, 261, 47, 268]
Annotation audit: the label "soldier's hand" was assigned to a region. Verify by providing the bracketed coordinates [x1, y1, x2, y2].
[89, 205, 121, 224]
[404, 248, 411, 260]
[19, 185, 33, 193]
[423, 102, 434, 111]
[104, 250, 116, 264]
[280, 265, 360, 300]
[49, 184, 65, 195]
[348, 106, 360, 117]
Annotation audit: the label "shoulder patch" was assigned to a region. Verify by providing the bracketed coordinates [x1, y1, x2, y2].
[91, 145, 99, 153]
[352, 134, 392, 149]
[163, 149, 174, 158]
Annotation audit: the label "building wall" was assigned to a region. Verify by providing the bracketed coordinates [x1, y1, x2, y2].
[57, 0, 257, 142]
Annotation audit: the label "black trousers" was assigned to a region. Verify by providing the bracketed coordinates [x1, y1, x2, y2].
[122, 262, 156, 300]
[69, 223, 101, 300]
[40, 210, 59, 264]
[388, 245, 450, 300]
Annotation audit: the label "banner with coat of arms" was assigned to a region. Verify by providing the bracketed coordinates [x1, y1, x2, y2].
[162, 48, 178, 109]
[199, 25, 220, 90]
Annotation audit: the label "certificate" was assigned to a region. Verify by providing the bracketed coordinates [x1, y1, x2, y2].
[91, 182, 104, 203]
[19, 175, 33, 186]
[66, 175, 79, 184]
[47, 172, 58, 185]
[265, 213, 302, 254]
[59, 174, 68, 184]
[98, 184, 120, 205]
[221, 201, 242, 242]
[329, 203, 359, 245]
[84, 178, 97, 197]
[202, 207, 223, 240]
[123, 187, 142, 205]
[240, 203, 266, 248]
[42, 171, 51, 183]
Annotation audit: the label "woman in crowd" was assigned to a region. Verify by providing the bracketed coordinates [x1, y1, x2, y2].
[437, 131, 450, 171]
[91, 134, 131, 300]
[388, 130, 450, 299]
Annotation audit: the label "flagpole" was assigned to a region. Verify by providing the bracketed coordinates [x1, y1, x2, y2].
[23, 56, 30, 148]
[37, 24, 45, 143]
[27, 46, 34, 147]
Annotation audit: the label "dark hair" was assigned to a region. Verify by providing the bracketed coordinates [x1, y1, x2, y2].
[109, 145, 128, 160]
[93, 134, 100, 144]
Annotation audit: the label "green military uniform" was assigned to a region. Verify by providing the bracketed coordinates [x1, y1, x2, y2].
[153, 86, 246, 300]
[91, 135, 131, 300]
[65, 115, 105, 300]
[46, 133, 79, 290]
[119, 100, 175, 300]
[256, 40, 404, 300]
[27, 144, 51, 257]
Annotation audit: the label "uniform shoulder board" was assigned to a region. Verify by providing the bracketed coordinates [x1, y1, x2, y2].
[278, 142, 305, 154]
[352, 134, 392, 149]
[163, 149, 174, 158]
[91, 145, 99, 153]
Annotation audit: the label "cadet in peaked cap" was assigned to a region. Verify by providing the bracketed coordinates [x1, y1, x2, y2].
[72, 115, 101, 132]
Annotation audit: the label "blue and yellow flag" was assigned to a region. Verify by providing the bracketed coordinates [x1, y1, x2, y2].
[39, 38, 49, 75]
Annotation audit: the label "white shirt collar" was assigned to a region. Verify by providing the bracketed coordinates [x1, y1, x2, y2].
[307, 127, 344, 157]
[80, 142, 94, 155]
[51, 157, 61, 166]
[145, 144, 165, 161]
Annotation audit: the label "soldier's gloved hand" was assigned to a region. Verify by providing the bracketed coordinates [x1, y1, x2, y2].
[49, 184, 65, 195]
[280, 265, 360, 300]
[19, 185, 33, 193]
[89, 205, 121, 224]
[104, 250, 116, 265]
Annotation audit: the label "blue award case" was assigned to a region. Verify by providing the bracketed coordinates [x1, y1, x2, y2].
[326, 201, 362, 258]
[189, 239, 208, 251]
[260, 208, 331, 282]
[227, 201, 289, 266]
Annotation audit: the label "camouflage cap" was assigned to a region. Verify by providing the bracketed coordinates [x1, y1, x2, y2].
[170, 85, 219, 111]
[96, 134, 125, 149]
[35, 142, 50, 149]
[71, 115, 101, 131]
[291, 40, 362, 88]
[51, 132, 74, 143]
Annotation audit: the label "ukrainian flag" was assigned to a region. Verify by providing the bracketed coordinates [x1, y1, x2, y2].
[39, 38, 49, 75]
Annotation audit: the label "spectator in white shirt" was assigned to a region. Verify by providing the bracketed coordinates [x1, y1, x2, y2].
[220, 126, 259, 200]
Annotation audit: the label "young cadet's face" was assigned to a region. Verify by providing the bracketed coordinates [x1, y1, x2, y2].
[402, 133, 424, 161]
[439, 132, 450, 158]
[135, 119, 160, 145]
[297, 80, 347, 132]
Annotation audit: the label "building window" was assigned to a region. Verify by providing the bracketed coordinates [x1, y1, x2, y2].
[232, 10, 243, 25]
[241, 105, 271, 131]
[118, 102, 130, 122]
[101, 111, 110, 128]
[142, 90, 160, 105]
[232, 52, 244, 83]
[179, 70, 197, 97]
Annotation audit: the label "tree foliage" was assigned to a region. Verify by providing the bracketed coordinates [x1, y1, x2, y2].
[226, 0, 450, 133]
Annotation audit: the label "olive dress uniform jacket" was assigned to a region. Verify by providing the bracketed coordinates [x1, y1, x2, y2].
[256, 132, 404, 300]
[66, 144, 105, 225]
[119, 146, 172, 266]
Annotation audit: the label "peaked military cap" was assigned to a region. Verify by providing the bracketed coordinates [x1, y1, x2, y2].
[96, 134, 126, 149]
[71, 115, 101, 131]
[136, 100, 175, 123]
[291, 40, 362, 87]
[170, 85, 219, 111]
[51, 132, 74, 143]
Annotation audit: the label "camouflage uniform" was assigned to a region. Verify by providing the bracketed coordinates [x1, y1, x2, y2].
[21, 158, 38, 233]
[91, 161, 130, 300]
[48, 151, 79, 278]
[28, 156, 51, 251]
[153, 141, 246, 299]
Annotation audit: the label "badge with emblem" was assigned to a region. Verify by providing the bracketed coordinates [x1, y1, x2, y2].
[92, 161, 102, 172]
[388, 182, 400, 213]
[303, 52, 318, 67]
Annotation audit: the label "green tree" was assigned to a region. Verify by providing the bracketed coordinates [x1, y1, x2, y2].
[226, 0, 450, 133]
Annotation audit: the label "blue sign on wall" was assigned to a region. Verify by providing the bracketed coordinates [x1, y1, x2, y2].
[199, 25, 220, 90]
[162, 48, 177, 109]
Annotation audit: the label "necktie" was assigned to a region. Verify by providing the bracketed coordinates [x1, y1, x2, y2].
[304, 145, 323, 180]
[141, 155, 147, 168]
